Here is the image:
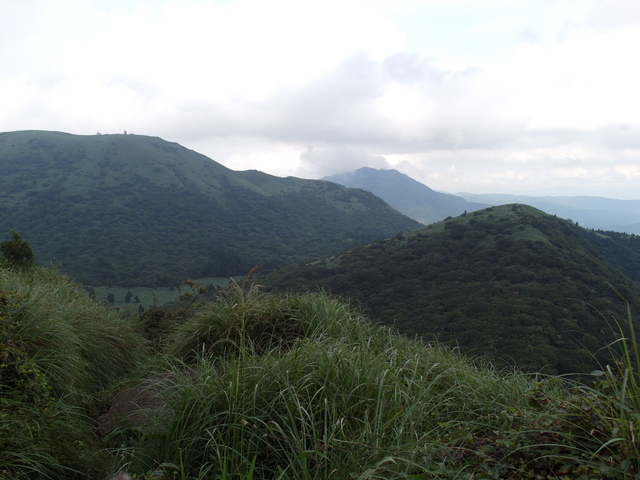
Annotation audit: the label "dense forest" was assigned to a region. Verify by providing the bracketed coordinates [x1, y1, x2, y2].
[264, 204, 640, 374]
[582, 228, 640, 282]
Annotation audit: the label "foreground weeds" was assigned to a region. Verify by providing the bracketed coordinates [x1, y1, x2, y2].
[110, 284, 640, 480]
[2, 267, 638, 479]
[0, 266, 147, 479]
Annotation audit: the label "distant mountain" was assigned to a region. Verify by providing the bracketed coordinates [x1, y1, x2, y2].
[264, 204, 640, 374]
[323, 167, 489, 224]
[458, 193, 640, 234]
[0, 131, 420, 286]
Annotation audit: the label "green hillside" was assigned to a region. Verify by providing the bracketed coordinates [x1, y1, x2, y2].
[0, 131, 419, 286]
[264, 204, 640, 374]
[582, 228, 640, 282]
[459, 192, 640, 234]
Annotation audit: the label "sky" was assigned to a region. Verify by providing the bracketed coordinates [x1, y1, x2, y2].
[1, 0, 640, 199]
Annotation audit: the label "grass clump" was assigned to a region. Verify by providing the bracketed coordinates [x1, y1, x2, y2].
[0, 266, 148, 479]
[167, 281, 306, 361]
[114, 287, 539, 479]
[575, 302, 640, 477]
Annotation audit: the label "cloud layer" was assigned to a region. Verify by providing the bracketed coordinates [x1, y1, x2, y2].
[1, 0, 639, 198]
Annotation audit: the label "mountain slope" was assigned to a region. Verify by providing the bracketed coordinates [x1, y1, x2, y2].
[0, 131, 420, 286]
[581, 229, 640, 282]
[458, 193, 640, 234]
[264, 204, 640, 374]
[323, 167, 489, 224]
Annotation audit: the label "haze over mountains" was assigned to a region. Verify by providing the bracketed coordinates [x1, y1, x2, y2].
[323, 167, 489, 224]
[0, 131, 419, 286]
[323, 167, 640, 233]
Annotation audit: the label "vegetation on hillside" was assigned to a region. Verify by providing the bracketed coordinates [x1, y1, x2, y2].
[0, 131, 419, 286]
[0, 265, 147, 478]
[582, 228, 640, 282]
[0, 230, 35, 269]
[264, 204, 640, 374]
[1, 257, 639, 479]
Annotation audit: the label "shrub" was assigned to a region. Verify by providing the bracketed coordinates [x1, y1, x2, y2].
[167, 282, 311, 361]
[0, 230, 34, 269]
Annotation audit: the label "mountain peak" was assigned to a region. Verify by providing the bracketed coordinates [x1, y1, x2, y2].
[323, 167, 488, 224]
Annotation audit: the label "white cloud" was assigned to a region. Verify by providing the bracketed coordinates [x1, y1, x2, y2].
[300, 145, 391, 177]
[1, 0, 639, 199]
[615, 164, 640, 179]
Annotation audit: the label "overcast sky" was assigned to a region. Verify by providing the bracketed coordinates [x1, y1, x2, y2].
[2, 0, 639, 198]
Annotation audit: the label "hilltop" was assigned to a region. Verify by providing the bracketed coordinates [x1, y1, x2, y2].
[323, 167, 640, 233]
[0, 131, 419, 286]
[459, 192, 640, 234]
[264, 204, 640, 374]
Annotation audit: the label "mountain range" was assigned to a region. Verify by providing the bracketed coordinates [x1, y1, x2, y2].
[323, 167, 489, 224]
[263, 204, 640, 374]
[0, 131, 419, 286]
[323, 167, 640, 234]
[2, 130, 640, 374]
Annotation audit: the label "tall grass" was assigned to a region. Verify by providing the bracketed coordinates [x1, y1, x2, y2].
[577, 302, 640, 477]
[1, 267, 148, 402]
[0, 266, 149, 479]
[115, 288, 535, 479]
[111, 286, 640, 480]
[3, 266, 638, 479]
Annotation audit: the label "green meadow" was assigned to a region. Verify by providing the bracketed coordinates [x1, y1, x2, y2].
[89, 277, 238, 311]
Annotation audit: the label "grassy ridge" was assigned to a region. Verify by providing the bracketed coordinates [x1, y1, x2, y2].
[1, 264, 639, 479]
[118, 290, 536, 479]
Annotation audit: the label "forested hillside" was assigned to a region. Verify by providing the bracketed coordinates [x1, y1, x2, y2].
[582, 228, 640, 282]
[0, 131, 419, 286]
[264, 204, 640, 374]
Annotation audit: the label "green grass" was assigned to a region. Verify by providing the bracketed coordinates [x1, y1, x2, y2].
[575, 301, 640, 477]
[2, 264, 638, 479]
[116, 297, 535, 479]
[114, 285, 632, 480]
[0, 266, 148, 479]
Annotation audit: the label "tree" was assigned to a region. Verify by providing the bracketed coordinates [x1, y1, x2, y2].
[0, 230, 35, 269]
